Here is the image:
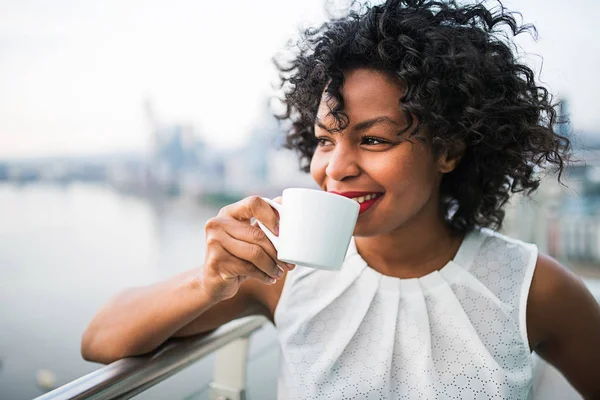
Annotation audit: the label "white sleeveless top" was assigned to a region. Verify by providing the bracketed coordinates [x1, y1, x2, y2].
[274, 228, 538, 399]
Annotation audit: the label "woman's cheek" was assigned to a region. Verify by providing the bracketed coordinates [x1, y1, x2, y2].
[309, 153, 325, 184]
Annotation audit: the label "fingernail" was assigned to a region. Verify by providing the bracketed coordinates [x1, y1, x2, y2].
[274, 224, 279, 235]
[286, 263, 295, 270]
[268, 278, 277, 285]
[278, 261, 291, 270]
[276, 266, 284, 278]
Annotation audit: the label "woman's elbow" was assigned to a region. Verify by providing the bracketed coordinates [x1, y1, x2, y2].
[80, 327, 125, 365]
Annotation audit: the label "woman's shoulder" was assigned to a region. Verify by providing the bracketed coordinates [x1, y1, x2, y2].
[526, 251, 597, 348]
[474, 227, 538, 251]
[525, 251, 600, 395]
[458, 227, 538, 279]
[464, 229, 599, 352]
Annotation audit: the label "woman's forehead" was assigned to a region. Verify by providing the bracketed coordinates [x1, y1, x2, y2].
[316, 69, 405, 125]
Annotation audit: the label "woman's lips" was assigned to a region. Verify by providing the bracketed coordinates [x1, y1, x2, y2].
[358, 194, 383, 215]
[327, 191, 384, 215]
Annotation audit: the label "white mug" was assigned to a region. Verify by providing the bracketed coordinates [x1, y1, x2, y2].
[256, 188, 360, 271]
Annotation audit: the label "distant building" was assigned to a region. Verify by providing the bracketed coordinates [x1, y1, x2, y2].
[558, 98, 570, 139]
[151, 124, 200, 187]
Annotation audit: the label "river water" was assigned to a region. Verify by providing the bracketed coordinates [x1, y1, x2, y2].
[0, 183, 279, 400]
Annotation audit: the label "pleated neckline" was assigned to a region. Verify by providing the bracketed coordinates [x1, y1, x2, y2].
[343, 229, 486, 294]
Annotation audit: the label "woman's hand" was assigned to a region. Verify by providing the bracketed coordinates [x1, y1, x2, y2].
[201, 195, 294, 302]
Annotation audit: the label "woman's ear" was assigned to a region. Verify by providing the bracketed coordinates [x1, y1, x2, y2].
[437, 141, 466, 173]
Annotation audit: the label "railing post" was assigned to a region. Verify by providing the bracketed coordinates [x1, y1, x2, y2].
[209, 337, 250, 400]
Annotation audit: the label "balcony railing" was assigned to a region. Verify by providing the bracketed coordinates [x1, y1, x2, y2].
[33, 316, 269, 400]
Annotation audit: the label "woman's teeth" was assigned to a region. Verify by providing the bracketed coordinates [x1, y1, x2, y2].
[351, 193, 381, 204]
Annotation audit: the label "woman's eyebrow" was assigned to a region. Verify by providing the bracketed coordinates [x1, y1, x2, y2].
[315, 116, 401, 134]
[353, 116, 400, 132]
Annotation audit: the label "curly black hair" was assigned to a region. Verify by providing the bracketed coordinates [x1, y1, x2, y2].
[272, 0, 570, 233]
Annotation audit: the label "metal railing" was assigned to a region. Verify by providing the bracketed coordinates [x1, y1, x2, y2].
[34, 316, 269, 400]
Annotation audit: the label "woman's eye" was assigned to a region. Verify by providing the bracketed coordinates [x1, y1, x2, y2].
[362, 136, 387, 146]
[316, 138, 332, 147]
[315, 136, 388, 147]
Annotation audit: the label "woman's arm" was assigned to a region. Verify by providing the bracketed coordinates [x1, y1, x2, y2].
[527, 253, 600, 399]
[80, 268, 263, 364]
[81, 196, 290, 365]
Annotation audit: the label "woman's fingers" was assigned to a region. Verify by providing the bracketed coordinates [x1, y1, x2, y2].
[207, 241, 277, 285]
[223, 218, 285, 264]
[212, 227, 284, 280]
[250, 212, 295, 271]
[271, 196, 282, 219]
[214, 195, 294, 271]
[219, 196, 279, 237]
[225, 253, 276, 285]
[243, 218, 295, 270]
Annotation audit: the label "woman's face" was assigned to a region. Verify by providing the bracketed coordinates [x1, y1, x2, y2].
[310, 68, 448, 237]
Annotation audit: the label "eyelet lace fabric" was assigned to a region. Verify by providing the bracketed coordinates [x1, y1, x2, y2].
[274, 229, 537, 399]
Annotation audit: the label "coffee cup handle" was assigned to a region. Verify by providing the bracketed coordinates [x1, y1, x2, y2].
[255, 197, 282, 251]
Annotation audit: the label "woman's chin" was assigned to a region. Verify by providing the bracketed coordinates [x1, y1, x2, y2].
[353, 221, 386, 238]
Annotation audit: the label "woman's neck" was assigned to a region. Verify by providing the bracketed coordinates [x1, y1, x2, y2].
[354, 204, 464, 279]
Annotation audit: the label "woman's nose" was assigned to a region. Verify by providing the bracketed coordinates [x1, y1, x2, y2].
[324, 142, 360, 181]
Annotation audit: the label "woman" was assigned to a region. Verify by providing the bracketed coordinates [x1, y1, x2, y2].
[82, 1, 600, 398]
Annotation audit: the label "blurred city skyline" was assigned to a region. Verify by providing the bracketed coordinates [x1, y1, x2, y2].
[1, 0, 599, 159]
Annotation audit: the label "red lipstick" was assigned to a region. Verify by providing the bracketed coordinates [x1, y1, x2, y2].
[328, 191, 384, 215]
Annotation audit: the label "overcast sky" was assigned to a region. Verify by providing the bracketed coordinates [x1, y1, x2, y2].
[1, 0, 599, 159]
